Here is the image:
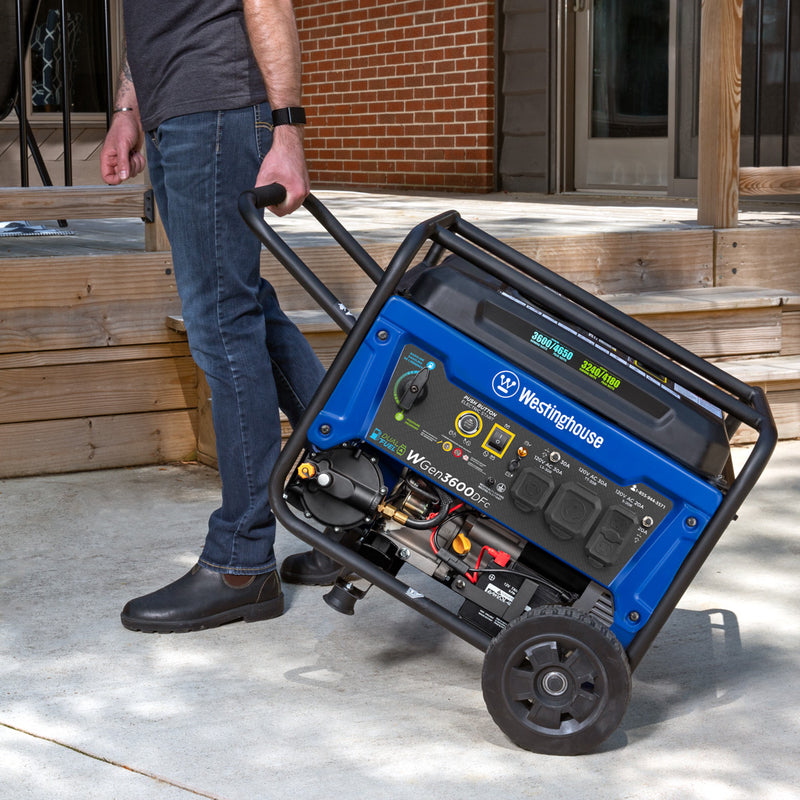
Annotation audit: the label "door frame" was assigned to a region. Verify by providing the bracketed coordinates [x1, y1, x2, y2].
[555, 0, 695, 197]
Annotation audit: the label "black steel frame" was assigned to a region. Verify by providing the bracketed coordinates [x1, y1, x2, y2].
[239, 184, 777, 671]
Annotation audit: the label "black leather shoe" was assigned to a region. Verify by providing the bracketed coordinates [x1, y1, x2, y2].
[280, 549, 342, 585]
[120, 564, 284, 633]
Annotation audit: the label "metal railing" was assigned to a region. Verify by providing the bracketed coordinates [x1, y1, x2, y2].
[749, 0, 795, 167]
[15, 0, 114, 187]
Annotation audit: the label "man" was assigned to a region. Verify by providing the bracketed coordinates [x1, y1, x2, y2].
[101, 0, 338, 633]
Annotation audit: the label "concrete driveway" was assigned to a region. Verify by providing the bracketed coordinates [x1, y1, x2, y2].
[1, 441, 798, 799]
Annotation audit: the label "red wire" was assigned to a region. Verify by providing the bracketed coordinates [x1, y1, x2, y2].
[429, 502, 464, 555]
[427, 504, 513, 587]
[467, 546, 491, 583]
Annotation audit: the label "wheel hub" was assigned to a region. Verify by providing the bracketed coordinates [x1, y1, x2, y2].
[541, 669, 570, 697]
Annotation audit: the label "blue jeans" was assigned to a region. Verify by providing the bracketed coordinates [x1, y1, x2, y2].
[145, 104, 325, 574]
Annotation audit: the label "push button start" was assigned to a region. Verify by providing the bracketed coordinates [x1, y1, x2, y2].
[456, 411, 482, 436]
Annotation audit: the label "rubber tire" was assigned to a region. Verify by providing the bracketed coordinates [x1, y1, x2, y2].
[481, 605, 631, 755]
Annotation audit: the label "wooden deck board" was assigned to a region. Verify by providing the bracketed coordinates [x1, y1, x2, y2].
[0, 252, 175, 309]
[0, 185, 152, 221]
[0, 410, 198, 478]
[0, 356, 198, 425]
[0, 341, 191, 370]
[715, 228, 800, 295]
[605, 286, 800, 315]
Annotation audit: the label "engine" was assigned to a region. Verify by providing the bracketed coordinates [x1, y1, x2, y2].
[286, 444, 581, 634]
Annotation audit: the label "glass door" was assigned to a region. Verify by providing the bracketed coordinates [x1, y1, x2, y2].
[573, 0, 671, 191]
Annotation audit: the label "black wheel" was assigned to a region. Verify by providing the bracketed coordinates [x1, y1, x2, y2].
[481, 605, 631, 755]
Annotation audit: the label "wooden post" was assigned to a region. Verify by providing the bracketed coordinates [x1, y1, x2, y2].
[142, 166, 171, 251]
[144, 202, 171, 251]
[697, 0, 743, 229]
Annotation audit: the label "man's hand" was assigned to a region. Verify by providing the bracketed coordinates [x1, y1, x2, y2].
[256, 124, 310, 216]
[100, 112, 146, 185]
[244, 0, 309, 216]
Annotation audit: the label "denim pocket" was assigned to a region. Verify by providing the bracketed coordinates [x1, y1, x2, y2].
[254, 102, 274, 161]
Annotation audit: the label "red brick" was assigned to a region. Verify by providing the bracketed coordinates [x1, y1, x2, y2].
[299, 0, 496, 192]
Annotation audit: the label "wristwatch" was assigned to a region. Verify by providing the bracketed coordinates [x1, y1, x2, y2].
[271, 107, 307, 126]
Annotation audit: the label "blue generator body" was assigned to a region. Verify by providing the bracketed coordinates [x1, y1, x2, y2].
[308, 293, 724, 650]
[240, 188, 776, 756]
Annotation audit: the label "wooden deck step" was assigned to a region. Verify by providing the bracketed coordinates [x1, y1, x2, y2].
[602, 286, 800, 360]
[167, 313, 350, 468]
[714, 355, 800, 444]
[0, 185, 154, 222]
[167, 310, 349, 369]
[170, 282, 800, 460]
[603, 286, 800, 315]
[716, 353, 800, 383]
[267, 286, 800, 362]
[166, 287, 800, 337]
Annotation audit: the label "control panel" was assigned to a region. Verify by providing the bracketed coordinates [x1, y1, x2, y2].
[367, 345, 674, 584]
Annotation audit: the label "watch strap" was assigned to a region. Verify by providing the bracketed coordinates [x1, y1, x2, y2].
[271, 107, 307, 126]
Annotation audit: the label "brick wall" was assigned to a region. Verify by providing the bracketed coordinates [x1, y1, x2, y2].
[296, 0, 496, 192]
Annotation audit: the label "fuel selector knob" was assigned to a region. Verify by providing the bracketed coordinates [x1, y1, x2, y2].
[396, 368, 430, 411]
[456, 412, 482, 436]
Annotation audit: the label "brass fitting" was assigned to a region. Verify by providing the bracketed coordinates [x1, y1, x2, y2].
[377, 502, 409, 525]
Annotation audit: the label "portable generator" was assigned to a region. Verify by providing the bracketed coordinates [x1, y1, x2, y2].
[239, 186, 776, 755]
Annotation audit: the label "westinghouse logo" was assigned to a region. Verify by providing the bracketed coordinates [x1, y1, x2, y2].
[492, 370, 520, 399]
[518, 385, 605, 449]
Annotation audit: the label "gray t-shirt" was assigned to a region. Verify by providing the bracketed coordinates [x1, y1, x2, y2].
[122, 0, 267, 131]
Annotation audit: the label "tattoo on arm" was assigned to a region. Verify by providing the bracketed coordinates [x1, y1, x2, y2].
[115, 38, 137, 108]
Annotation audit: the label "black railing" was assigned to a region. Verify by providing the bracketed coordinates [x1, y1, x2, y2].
[13, 0, 114, 187]
[746, 0, 797, 167]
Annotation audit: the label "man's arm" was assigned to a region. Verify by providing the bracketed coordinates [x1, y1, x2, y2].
[100, 46, 146, 185]
[243, 0, 309, 215]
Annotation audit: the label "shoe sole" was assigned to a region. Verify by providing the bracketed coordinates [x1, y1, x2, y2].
[120, 592, 285, 633]
[279, 565, 341, 586]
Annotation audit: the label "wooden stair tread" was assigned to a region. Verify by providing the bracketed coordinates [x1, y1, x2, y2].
[169, 287, 800, 337]
[167, 309, 353, 335]
[0, 185, 154, 221]
[714, 354, 800, 383]
[602, 286, 800, 316]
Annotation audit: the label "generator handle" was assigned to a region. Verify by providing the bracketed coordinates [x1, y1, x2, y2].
[239, 184, 386, 333]
[246, 182, 287, 208]
[433, 222, 770, 432]
[239, 186, 355, 332]
[302, 193, 385, 285]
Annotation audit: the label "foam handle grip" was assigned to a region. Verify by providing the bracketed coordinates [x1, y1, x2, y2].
[249, 183, 287, 209]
